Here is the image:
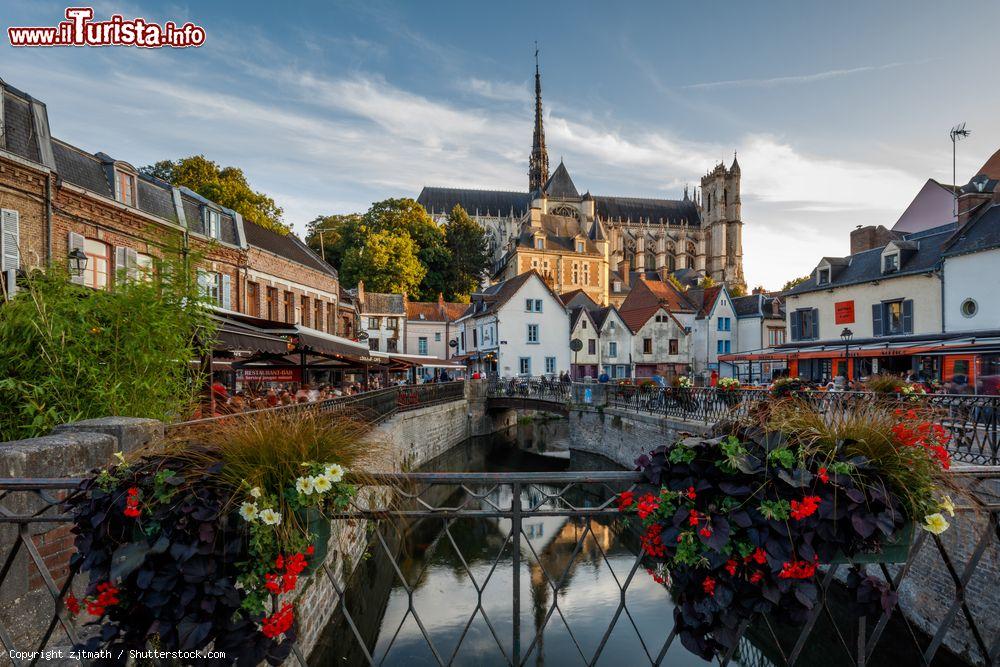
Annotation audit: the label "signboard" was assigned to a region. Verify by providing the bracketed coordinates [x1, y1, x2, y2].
[834, 300, 855, 324]
[239, 367, 301, 383]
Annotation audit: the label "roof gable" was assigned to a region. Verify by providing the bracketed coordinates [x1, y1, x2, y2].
[544, 161, 579, 199]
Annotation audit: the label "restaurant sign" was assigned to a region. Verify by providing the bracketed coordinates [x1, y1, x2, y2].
[834, 300, 855, 324]
[239, 367, 301, 382]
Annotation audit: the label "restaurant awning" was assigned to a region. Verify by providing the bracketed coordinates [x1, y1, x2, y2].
[385, 353, 466, 370]
[209, 311, 293, 355]
[721, 332, 1000, 364]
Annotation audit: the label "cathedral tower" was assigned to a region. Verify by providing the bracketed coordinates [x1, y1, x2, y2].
[528, 48, 549, 192]
[699, 155, 745, 291]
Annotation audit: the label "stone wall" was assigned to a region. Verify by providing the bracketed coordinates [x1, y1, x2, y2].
[568, 406, 711, 469]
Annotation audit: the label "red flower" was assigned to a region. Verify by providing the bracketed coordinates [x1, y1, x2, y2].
[749, 571, 764, 584]
[817, 467, 829, 484]
[306, 545, 315, 556]
[127, 487, 139, 497]
[640, 523, 667, 558]
[779, 558, 818, 579]
[687, 509, 700, 526]
[724, 559, 737, 576]
[699, 527, 712, 538]
[686, 486, 697, 500]
[790, 496, 821, 521]
[636, 493, 660, 520]
[123, 488, 141, 518]
[752, 547, 767, 564]
[616, 490, 635, 511]
[65, 594, 80, 615]
[261, 603, 295, 638]
[702, 576, 716, 596]
[646, 568, 667, 585]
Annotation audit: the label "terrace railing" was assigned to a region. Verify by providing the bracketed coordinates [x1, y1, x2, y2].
[4, 468, 997, 665]
[485, 377, 573, 404]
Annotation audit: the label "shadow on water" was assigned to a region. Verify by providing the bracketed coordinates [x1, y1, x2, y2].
[311, 421, 968, 667]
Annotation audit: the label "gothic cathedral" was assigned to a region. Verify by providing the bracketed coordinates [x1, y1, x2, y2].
[417, 55, 746, 305]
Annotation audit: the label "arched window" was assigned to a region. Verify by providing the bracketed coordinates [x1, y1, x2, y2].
[550, 205, 578, 220]
[686, 241, 697, 256]
[668, 255, 676, 271]
[644, 252, 656, 270]
[724, 189, 728, 211]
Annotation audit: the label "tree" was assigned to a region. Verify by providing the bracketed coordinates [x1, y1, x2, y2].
[781, 275, 810, 292]
[443, 205, 490, 301]
[140, 156, 288, 234]
[305, 214, 361, 270]
[729, 283, 747, 297]
[341, 229, 426, 295]
[697, 275, 717, 289]
[667, 273, 687, 292]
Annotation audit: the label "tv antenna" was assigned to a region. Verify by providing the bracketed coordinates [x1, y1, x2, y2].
[950, 122, 971, 218]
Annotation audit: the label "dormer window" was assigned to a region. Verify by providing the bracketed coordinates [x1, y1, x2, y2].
[535, 237, 544, 250]
[816, 268, 831, 285]
[576, 241, 585, 252]
[883, 254, 899, 274]
[116, 171, 137, 206]
[203, 208, 221, 240]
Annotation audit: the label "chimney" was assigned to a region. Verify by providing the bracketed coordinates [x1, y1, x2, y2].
[958, 183, 993, 228]
[619, 257, 630, 287]
[850, 225, 901, 254]
[770, 297, 781, 317]
[356, 280, 365, 308]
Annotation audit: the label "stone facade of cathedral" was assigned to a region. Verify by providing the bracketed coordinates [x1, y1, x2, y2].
[417, 58, 745, 306]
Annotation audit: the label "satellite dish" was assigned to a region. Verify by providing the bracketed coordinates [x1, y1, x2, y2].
[570, 338, 583, 352]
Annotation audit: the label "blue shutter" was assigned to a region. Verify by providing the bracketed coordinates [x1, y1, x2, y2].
[790, 311, 801, 341]
[811, 309, 819, 340]
[872, 303, 883, 337]
[902, 299, 913, 334]
[221, 274, 232, 310]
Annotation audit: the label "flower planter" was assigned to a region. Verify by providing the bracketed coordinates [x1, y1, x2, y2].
[829, 520, 914, 565]
[297, 507, 331, 574]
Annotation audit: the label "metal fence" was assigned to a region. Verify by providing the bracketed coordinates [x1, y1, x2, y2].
[5, 469, 996, 666]
[485, 377, 573, 404]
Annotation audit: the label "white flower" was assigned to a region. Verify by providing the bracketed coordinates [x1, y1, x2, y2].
[921, 512, 950, 535]
[313, 475, 333, 493]
[249, 487, 262, 499]
[113, 451, 127, 465]
[239, 502, 259, 522]
[324, 464, 345, 483]
[295, 476, 316, 495]
[940, 495, 956, 517]
[259, 508, 282, 526]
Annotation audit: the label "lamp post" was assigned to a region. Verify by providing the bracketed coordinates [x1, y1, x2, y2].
[840, 327, 853, 382]
[68, 248, 88, 278]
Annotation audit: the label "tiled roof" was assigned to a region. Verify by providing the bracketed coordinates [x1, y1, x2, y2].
[362, 292, 406, 314]
[244, 221, 335, 277]
[786, 223, 957, 296]
[406, 300, 469, 322]
[417, 187, 531, 217]
[618, 278, 695, 332]
[687, 285, 723, 319]
[945, 203, 1000, 256]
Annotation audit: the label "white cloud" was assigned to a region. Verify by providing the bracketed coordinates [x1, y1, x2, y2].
[465, 77, 529, 102]
[684, 61, 927, 90]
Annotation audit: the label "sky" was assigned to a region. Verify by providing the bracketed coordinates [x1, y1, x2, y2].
[2, 0, 999, 289]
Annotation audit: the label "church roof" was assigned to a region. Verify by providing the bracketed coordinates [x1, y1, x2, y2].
[544, 161, 579, 198]
[416, 187, 531, 217]
[594, 196, 701, 226]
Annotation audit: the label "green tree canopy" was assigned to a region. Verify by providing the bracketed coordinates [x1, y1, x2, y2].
[305, 213, 361, 270]
[697, 275, 717, 288]
[140, 155, 288, 234]
[781, 275, 810, 292]
[729, 283, 747, 297]
[341, 229, 426, 295]
[443, 205, 490, 302]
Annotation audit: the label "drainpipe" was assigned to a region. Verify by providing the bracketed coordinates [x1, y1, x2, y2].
[44, 173, 53, 265]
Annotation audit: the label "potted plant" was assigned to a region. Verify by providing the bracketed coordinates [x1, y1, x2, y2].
[617, 398, 955, 661]
[716, 377, 742, 407]
[65, 410, 377, 664]
[770, 376, 810, 399]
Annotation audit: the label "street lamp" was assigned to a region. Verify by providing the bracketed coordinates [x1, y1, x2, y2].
[840, 327, 853, 381]
[68, 248, 88, 277]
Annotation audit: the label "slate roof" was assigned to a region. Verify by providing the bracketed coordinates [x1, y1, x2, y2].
[2, 86, 40, 163]
[362, 292, 406, 315]
[733, 294, 784, 319]
[785, 223, 958, 296]
[466, 271, 564, 318]
[417, 187, 531, 217]
[517, 214, 601, 254]
[569, 306, 591, 331]
[594, 196, 701, 226]
[544, 162, 579, 198]
[944, 203, 1000, 257]
[244, 221, 336, 277]
[686, 285, 723, 319]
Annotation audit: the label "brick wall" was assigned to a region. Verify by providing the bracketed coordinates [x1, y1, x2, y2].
[245, 247, 341, 333]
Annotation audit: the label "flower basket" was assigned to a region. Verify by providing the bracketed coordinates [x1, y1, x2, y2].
[297, 507, 331, 574]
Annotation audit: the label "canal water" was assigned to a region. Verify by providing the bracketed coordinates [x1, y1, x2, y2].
[312, 419, 965, 667]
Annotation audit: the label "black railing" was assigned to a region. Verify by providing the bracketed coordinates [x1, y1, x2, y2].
[1, 469, 998, 665]
[485, 377, 573, 404]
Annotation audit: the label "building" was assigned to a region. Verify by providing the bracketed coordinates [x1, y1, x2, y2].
[455, 271, 569, 377]
[729, 293, 787, 382]
[405, 294, 468, 358]
[354, 283, 405, 353]
[618, 278, 693, 380]
[684, 285, 739, 378]
[416, 56, 746, 306]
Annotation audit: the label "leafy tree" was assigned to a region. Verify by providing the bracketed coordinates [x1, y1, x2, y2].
[140, 155, 288, 234]
[781, 275, 810, 292]
[697, 275, 717, 288]
[341, 229, 426, 294]
[443, 205, 490, 302]
[729, 283, 747, 297]
[668, 273, 687, 292]
[0, 258, 215, 440]
[305, 214, 361, 270]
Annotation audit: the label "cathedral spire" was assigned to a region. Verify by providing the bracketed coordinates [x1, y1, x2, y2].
[529, 44, 549, 193]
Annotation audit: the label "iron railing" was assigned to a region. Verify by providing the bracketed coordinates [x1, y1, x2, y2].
[485, 377, 573, 404]
[1, 468, 998, 666]
[167, 382, 466, 432]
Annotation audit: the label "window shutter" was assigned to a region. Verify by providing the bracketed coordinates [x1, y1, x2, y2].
[221, 274, 232, 310]
[115, 247, 127, 284]
[68, 232, 86, 285]
[902, 299, 914, 334]
[126, 248, 138, 281]
[872, 303, 883, 337]
[811, 309, 820, 340]
[790, 311, 801, 341]
[1, 209, 20, 272]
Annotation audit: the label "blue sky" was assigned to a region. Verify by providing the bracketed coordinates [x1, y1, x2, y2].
[3, 0, 998, 289]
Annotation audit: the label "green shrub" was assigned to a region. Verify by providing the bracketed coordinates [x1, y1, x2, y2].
[0, 259, 216, 440]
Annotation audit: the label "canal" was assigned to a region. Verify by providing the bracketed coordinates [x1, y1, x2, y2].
[312, 418, 967, 667]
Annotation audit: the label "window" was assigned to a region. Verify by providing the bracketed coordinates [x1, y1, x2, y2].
[204, 208, 221, 240]
[418, 337, 428, 355]
[266, 286, 278, 320]
[526, 299, 543, 313]
[198, 271, 220, 304]
[134, 253, 153, 280]
[519, 357, 531, 375]
[527, 324, 539, 344]
[283, 291, 294, 323]
[435, 332, 442, 341]
[669, 339, 679, 355]
[387, 339, 398, 353]
[961, 298, 978, 318]
[816, 268, 830, 285]
[387, 317, 398, 330]
[883, 254, 899, 273]
[643, 338, 653, 354]
[314, 300, 323, 331]
[368, 317, 380, 329]
[328, 306, 336, 334]
[116, 171, 136, 206]
[717, 317, 731, 331]
[717, 340, 732, 354]
[369, 338, 379, 351]
[572, 263, 579, 284]
[768, 327, 785, 346]
[588, 339, 596, 354]
[873, 299, 912, 336]
[535, 238, 544, 250]
[545, 357, 556, 374]
[576, 241, 585, 252]
[582, 263, 590, 285]
[83, 238, 110, 290]
[581, 319, 587, 329]
[300, 295, 310, 327]
[247, 282, 260, 317]
[613, 281, 622, 292]
[608, 320, 616, 331]
[608, 341, 618, 358]
[790, 308, 819, 341]
[1, 208, 20, 273]
[473, 329, 478, 347]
